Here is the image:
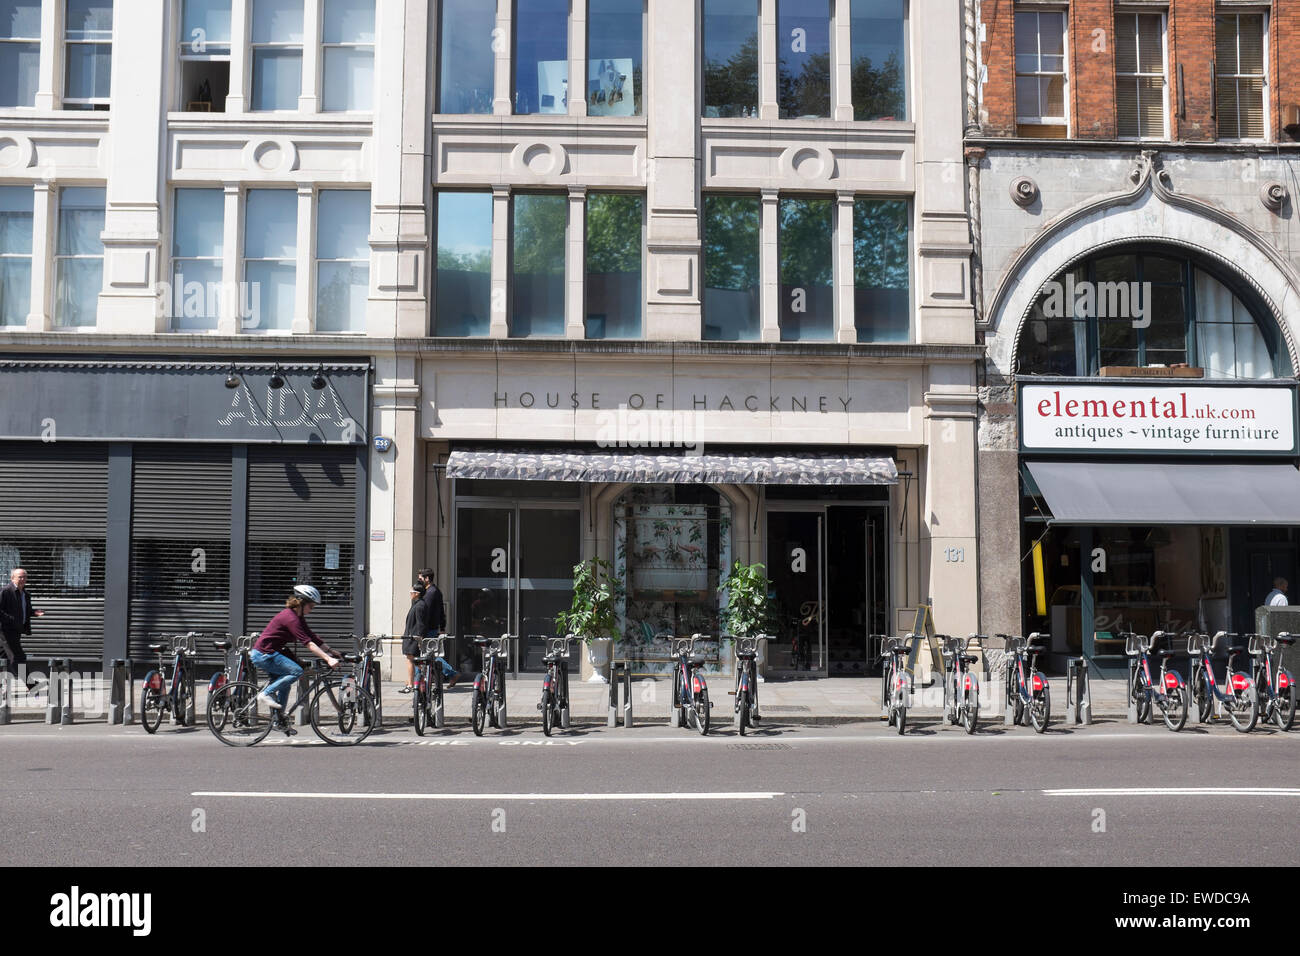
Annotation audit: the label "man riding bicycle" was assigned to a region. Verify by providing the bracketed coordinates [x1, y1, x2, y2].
[250, 585, 341, 732]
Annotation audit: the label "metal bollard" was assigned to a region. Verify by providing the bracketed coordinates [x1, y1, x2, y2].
[109, 659, 127, 724]
[46, 658, 70, 725]
[1066, 658, 1092, 726]
[295, 673, 313, 727]
[0, 656, 9, 725]
[60, 665, 74, 725]
[1127, 657, 1140, 724]
[607, 663, 633, 728]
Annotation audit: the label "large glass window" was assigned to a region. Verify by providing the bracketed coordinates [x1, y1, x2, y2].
[0, 1, 40, 108]
[243, 188, 296, 332]
[1115, 12, 1166, 139]
[0, 185, 32, 327]
[778, 196, 832, 341]
[1018, 249, 1292, 379]
[510, 192, 565, 337]
[1015, 7, 1067, 137]
[587, 0, 642, 116]
[64, 0, 113, 110]
[853, 198, 909, 342]
[435, 191, 492, 336]
[585, 191, 642, 339]
[179, 0, 231, 112]
[322, 0, 373, 111]
[703, 0, 757, 118]
[777, 0, 829, 119]
[170, 188, 224, 332]
[437, 0, 495, 114]
[251, 0, 303, 111]
[702, 193, 760, 341]
[316, 189, 370, 333]
[513, 0, 568, 115]
[1215, 12, 1266, 141]
[54, 186, 105, 328]
[850, 0, 906, 121]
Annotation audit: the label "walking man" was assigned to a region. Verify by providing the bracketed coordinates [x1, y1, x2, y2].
[418, 568, 458, 686]
[0, 568, 42, 674]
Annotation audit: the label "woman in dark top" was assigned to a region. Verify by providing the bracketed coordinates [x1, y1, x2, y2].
[250, 585, 340, 719]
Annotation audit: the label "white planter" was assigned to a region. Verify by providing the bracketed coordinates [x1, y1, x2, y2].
[585, 637, 613, 683]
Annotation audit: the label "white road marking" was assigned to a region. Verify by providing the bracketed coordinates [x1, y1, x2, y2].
[192, 790, 785, 801]
[1044, 787, 1300, 797]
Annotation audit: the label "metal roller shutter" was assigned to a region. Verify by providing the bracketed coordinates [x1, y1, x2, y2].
[246, 446, 357, 643]
[128, 446, 233, 665]
[0, 443, 108, 664]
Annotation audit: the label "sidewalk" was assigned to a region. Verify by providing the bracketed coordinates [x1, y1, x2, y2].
[1, 670, 1134, 725]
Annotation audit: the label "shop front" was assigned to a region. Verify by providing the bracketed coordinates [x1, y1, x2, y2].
[419, 345, 981, 679]
[0, 358, 371, 668]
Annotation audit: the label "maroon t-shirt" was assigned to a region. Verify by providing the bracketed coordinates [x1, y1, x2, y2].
[253, 607, 322, 655]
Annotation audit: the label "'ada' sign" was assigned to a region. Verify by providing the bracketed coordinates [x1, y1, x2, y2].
[1019, 382, 1298, 456]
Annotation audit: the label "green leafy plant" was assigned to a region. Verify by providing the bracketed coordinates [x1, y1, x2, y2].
[718, 561, 773, 638]
[555, 557, 624, 644]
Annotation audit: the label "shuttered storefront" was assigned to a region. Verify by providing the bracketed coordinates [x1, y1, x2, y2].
[246, 445, 358, 643]
[128, 446, 232, 666]
[0, 443, 108, 663]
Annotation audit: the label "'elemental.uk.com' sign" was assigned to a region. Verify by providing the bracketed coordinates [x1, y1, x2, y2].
[1020, 383, 1298, 455]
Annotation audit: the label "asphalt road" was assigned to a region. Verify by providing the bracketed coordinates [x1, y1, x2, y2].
[2, 718, 1297, 867]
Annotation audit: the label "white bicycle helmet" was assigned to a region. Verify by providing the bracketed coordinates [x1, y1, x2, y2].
[293, 584, 322, 604]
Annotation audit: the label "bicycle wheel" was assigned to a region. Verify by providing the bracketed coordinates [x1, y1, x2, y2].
[963, 684, 979, 734]
[310, 681, 377, 745]
[206, 681, 273, 746]
[673, 667, 686, 728]
[695, 686, 710, 736]
[1275, 681, 1297, 731]
[1030, 685, 1050, 733]
[882, 661, 895, 726]
[737, 689, 749, 736]
[1132, 672, 1152, 725]
[471, 686, 486, 736]
[494, 666, 507, 729]
[946, 673, 959, 725]
[1162, 685, 1188, 732]
[1192, 668, 1212, 722]
[1228, 680, 1258, 733]
[541, 688, 554, 737]
[413, 683, 428, 737]
[141, 686, 166, 734]
[896, 701, 907, 735]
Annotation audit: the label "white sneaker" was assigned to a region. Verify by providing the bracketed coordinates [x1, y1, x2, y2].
[256, 692, 283, 710]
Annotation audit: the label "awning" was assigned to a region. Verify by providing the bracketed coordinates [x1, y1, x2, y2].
[1024, 461, 1300, 525]
[445, 450, 898, 485]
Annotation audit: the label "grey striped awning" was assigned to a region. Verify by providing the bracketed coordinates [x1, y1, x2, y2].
[445, 451, 897, 485]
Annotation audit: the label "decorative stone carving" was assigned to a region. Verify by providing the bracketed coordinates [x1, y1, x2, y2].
[1009, 175, 1038, 207]
[1260, 180, 1289, 212]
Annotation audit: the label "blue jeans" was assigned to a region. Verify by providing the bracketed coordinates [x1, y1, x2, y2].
[249, 650, 302, 708]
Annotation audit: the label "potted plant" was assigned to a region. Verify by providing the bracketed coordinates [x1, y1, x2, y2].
[556, 556, 623, 683]
[719, 561, 774, 672]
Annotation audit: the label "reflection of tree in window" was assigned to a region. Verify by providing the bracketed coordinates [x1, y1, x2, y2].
[585, 192, 643, 339]
[703, 0, 758, 118]
[779, 197, 833, 341]
[851, 0, 906, 121]
[511, 193, 566, 337]
[853, 198, 909, 342]
[703, 195, 760, 341]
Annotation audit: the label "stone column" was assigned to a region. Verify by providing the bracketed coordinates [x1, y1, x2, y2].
[226, 0, 249, 113]
[759, 0, 778, 119]
[493, 0, 513, 115]
[292, 185, 315, 332]
[370, 353, 423, 638]
[217, 183, 242, 334]
[25, 183, 54, 330]
[566, 185, 586, 338]
[569, 0, 587, 117]
[298, 0, 321, 113]
[834, 190, 855, 343]
[489, 184, 511, 336]
[924, 373, 980, 638]
[34, 0, 61, 110]
[760, 188, 779, 342]
[832, 0, 853, 121]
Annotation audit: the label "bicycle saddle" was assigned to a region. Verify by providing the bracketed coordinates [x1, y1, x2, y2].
[340, 653, 361, 663]
[1153, 649, 1175, 658]
[148, 643, 167, 653]
[472, 637, 491, 646]
[1277, 635, 1296, 646]
[213, 639, 233, 651]
[960, 655, 979, 665]
[737, 650, 758, 660]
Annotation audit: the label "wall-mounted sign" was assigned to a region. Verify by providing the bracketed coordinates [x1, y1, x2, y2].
[373, 436, 393, 452]
[1019, 382, 1299, 456]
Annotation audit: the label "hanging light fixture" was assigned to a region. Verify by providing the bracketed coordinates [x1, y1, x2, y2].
[224, 363, 240, 389]
[269, 363, 285, 389]
[310, 364, 327, 390]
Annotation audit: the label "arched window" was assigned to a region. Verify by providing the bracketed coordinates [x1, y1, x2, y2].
[1016, 248, 1293, 379]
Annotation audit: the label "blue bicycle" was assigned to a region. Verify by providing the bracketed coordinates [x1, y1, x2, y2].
[1000, 633, 1051, 733]
[673, 634, 712, 735]
[1188, 632, 1257, 732]
[141, 633, 197, 733]
[1122, 630, 1188, 731]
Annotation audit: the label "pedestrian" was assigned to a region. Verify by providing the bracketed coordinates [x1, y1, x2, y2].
[417, 567, 458, 686]
[399, 581, 428, 693]
[0, 568, 42, 675]
[1266, 577, 1289, 607]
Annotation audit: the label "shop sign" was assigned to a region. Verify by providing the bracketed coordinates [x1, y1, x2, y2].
[1019, 382, 1298, 456]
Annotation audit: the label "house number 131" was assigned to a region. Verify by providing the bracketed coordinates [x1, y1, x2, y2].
[944, 547, 965, 563]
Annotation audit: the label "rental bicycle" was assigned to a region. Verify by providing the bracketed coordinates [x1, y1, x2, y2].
[1122, 631, 1188, 732]
[879, 634, 914, 734]
[942, 633, 983, 734]
[207, 634, 253, 732]
[205, 652, 377, 746]
[733, 635, 761, 735]
[141, 633, 198, 733]
[1188, 632, 1257, 732]
[351, 634, 384, 728]
[470, 634, 509, 736]
[1001, 633, 1051, 733]
[412, 634, 449, 735]
[672, 634, 713, 735]
[539, 635, 574, 736]
[1251, 632, 1297, 730]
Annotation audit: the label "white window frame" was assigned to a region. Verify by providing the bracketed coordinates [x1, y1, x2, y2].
[241, 187, 298, 333]
[1115, 10, 1168, 141]
[169, 187, 226, 332]
[1014, 6, 1069, 133]
[62, 0, 113, 110]
[1216, 9, 1269, 143]
[176, 0, 233, 113]
[314, 187, 371, 334]
[53, 186, 105, 329]
[320, 0, 373, 112]
[249, 0, 304, 112]
[0, 2, 41, 109]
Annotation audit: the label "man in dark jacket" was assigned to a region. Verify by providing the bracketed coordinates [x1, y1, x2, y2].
[418, 568, 458, 685]
[399, 581, 429, 693]
[0, 568, 42, 674]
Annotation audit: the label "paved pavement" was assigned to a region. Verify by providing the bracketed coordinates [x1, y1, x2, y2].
[0, 721, 1296, 866]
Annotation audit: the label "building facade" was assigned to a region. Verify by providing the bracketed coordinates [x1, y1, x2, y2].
[970, 0, 1300, 674]
[0, 0, 978, 678]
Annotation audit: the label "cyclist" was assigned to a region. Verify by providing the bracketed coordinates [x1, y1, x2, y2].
[250, 585, 341, 727]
